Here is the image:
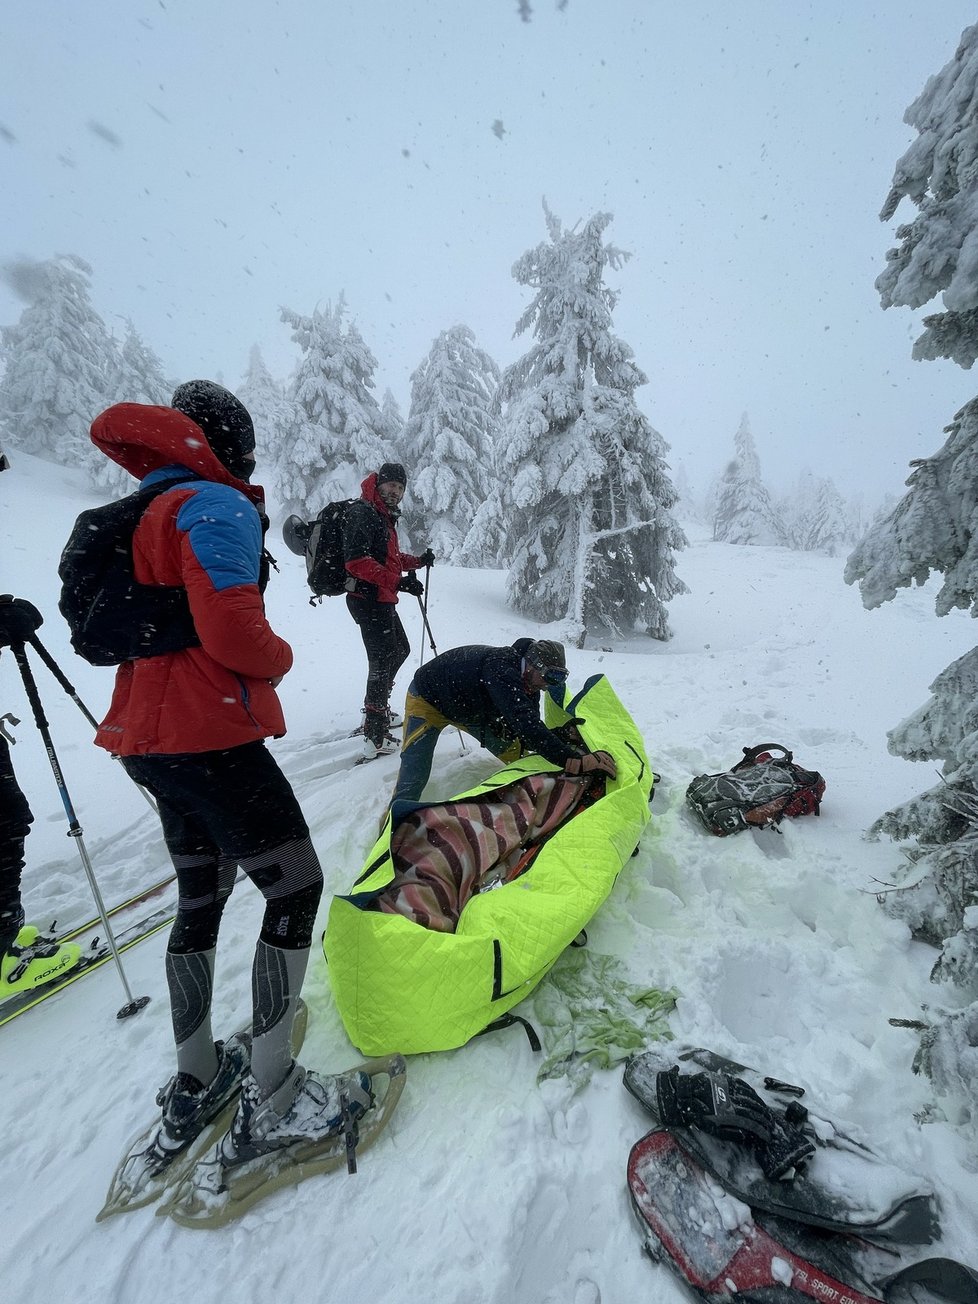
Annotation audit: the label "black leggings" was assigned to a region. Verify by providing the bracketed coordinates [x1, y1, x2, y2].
[346, 595, 410, 712]
[121, 742, 323, 952]
[0, 736, 32, 920]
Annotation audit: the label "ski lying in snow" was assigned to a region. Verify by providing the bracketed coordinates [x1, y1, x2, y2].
[0, 875, 178, 1003]
[624, 1046, 939, 1244]
[54, 871, 177, 945]
[97, 1000, 309, 1221]
[353, 748, 399, 768]
[292, 721, 401, 753]
[0, 902, 174, 1028]
[158, 1053, 406, 1228]
[1, 873, 250, 1028]
[304, 747, 400, 778]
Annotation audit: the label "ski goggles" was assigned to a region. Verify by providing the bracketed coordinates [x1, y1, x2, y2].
[530, 662, 568, 688]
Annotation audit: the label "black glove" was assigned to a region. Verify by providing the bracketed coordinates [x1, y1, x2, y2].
[758, 1103, 816, 1179]
[0, 595, 43, 649]
[656, 1068, 774, 1147]
[399, 573, 424, 597]
[417, 548, 435, 569]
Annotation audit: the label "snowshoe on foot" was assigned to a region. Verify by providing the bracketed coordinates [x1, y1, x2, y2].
[97, 1033, 252, 1220]
[0, 924, 82, 995]
[160, 1053, 407, 1228]
[226, 1061, 373, 1161]
[97, 999, 308, 1221]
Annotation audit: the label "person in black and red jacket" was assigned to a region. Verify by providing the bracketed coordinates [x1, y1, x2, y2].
[85, 382, 375, 1175]
[342, 462, 433, 759]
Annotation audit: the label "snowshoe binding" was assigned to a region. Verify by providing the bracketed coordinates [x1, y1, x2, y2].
[97, 999, 308, 1220]
[160, 1052, 407, 1228]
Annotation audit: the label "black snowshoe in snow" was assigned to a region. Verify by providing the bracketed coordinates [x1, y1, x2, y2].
[624, 1047, 978, 1304]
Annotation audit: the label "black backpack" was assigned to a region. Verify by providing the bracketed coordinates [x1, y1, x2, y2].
[58, 478, 202, 666]
[283, 499, 359, 599]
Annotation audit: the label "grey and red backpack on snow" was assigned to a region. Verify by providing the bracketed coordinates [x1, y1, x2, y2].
[685, 744, 826, 836]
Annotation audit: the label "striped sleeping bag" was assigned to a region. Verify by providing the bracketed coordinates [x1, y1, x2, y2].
[322, 673, 654, 1056]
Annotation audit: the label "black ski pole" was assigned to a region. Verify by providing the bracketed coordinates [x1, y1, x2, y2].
[22, 628, 158, 814]
[416, 565, 437, 663]
[414, 568, 467, 754]
[9, 640, 150, 1019]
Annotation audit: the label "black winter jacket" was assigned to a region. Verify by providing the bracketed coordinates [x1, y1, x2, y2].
[411, 638, 580, 768]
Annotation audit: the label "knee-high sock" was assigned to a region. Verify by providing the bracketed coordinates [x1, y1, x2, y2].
[165, 947, 219, 1087]
[250, 939, 311, 1095]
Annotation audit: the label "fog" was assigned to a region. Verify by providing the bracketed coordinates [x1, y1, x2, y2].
[4, 0, 977, 499]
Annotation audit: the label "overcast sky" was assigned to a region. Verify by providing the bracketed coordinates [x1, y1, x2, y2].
[4, 1, 977, 500]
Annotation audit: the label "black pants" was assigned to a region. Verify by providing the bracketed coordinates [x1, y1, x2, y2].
[0, 735, 32, 925]
[121, 741, 323, 951]
[346, 595, 410, 729]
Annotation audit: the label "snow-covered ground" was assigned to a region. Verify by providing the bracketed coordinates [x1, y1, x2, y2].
[1, 450, 976, 1302]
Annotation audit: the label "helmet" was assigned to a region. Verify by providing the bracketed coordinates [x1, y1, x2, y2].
[282, 514, 311, 557]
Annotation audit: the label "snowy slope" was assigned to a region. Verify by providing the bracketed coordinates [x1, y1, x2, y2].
[1, 451, 976, 1303]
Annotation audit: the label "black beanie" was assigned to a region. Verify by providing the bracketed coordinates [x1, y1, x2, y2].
[171, 380, 255, 478]
[526, 640, 566, 672]
[377, 462, 407, 487]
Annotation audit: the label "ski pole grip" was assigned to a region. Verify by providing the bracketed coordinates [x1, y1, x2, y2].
[0, 594, 44, 648]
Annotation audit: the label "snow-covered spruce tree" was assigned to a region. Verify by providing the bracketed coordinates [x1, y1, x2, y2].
[670, 459, 701, 525]
[844, 491, 874, 549]
[778, 469, 818, 552]
[712, 413, 784, 545]
[91, 319, 173, 495]
[495, 205, 687, 644]
[379, 388, 404, 447]
[806, 477, 850, 556]
[845, 24, 978, 1134]
[339, 319, 392, 480]
[399, 324, 500, 564]
[276, 299, 391, 517]
[0, 254, 115, 482]
[109, 319, 171, 407]
[237, 344, 296, 475]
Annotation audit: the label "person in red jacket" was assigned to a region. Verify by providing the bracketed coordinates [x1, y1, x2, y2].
[342, 462, 433, 760]
[90, 382, 373, 1181]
